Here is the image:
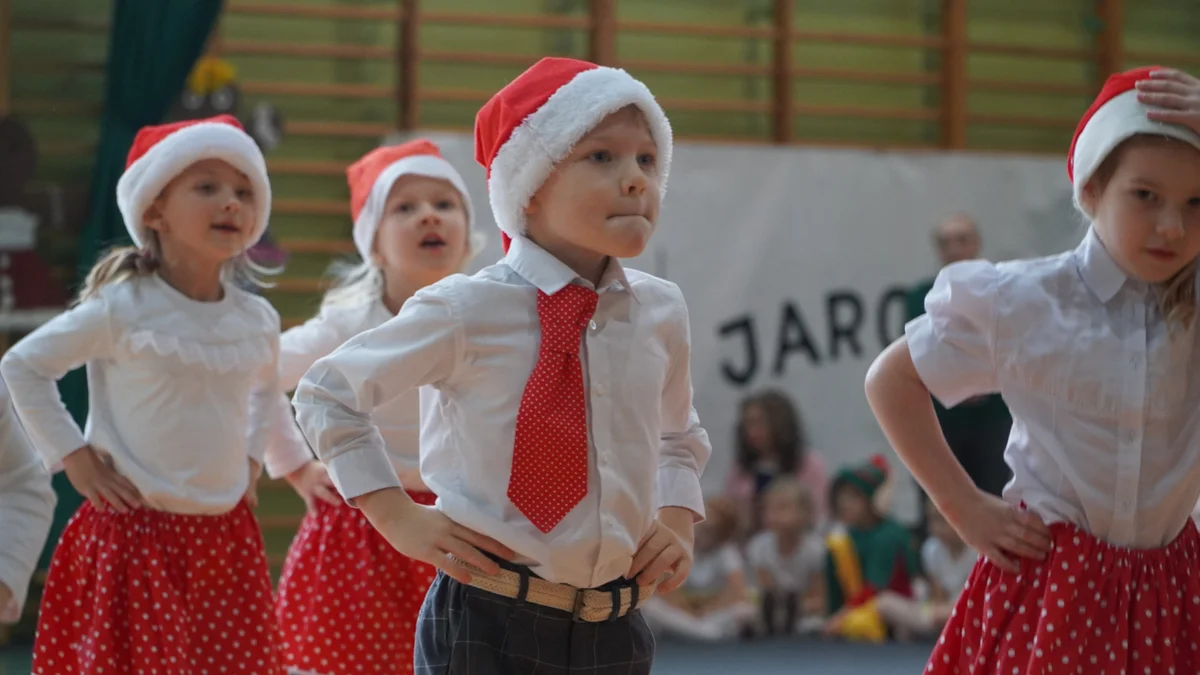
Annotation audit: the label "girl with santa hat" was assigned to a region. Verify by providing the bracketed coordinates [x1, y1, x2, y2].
[267, 139, 484, 675]
[1, 114, 291, 673]
[866, 66, 1200, 673]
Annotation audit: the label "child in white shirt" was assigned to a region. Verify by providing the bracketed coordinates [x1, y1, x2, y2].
[269, 139, 484, 675]
[746, 477, 826, 635]
[1, 115, 291, 673]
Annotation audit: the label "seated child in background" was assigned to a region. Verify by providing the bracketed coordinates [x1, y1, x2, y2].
[874, 496, 977, 640]
[746, 477, 825, 636]
[641, 496, 755, 642]
[823, 455, 920, 643]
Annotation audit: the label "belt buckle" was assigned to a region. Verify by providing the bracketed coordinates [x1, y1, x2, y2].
[571, 589, 587, 622]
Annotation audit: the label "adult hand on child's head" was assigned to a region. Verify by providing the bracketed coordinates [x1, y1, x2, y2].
[1137, 69, 1200, 134]
[286, 460, 342, 511]
[62, 445, 144, 513]
[944, 490, 1050, 574]
[629, 506, 695, 593]
[359, 488, 515, 585]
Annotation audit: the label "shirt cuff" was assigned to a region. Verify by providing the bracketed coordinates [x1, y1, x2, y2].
[40, 426, 88, 474]
[656, 466, 706, 521]
[325, 447, 402, 503]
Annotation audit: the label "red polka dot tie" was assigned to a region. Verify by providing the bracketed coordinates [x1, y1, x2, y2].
[508, 284, 599, 533]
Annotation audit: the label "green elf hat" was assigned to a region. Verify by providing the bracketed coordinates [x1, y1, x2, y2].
[831, 454, 890, 505]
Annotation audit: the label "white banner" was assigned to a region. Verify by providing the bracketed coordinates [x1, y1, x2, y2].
[426, 131, 1079, 522]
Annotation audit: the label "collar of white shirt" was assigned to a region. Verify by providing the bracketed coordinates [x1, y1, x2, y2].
[504, 235, 640, 303]
[1075, 227, 1130, 303]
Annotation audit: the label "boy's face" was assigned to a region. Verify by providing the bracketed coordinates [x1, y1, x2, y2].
[833, 483, 873, 528]
[763, 489, 809, 535]
[524, 106, 661, 264]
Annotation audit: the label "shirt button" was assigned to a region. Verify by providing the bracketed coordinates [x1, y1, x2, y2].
[596, 383, 607, 396]
[589, 320, 598, 331]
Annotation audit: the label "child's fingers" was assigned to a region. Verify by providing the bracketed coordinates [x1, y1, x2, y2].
[628, 532, 667, 578]
[442, 539, 501, 577]
[454, 525, 515, 562]
[656, 557, 692, 594]
[985, 546, 1020, 574]
[1150, 68, 1196, 84]
[635, 546, 682, 587]
[1137, 78, 1194, 96]
[1147, 109, 1200, 125]
[437, 557, 476, 585]
[110, 473, 144, 504]
[97, 485, 132, 513]
[314, 483, 342, 506]
[999, 534, 1046, 561]
[1138, 92, 1191, 110]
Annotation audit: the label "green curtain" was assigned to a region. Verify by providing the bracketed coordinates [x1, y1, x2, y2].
[42, 0, 226, 568]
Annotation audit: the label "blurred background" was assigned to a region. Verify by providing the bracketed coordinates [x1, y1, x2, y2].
[0, 0, 1197, 672]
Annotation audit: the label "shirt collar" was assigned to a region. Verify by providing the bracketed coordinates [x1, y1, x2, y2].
[504, 235, 638, 302]
[1075, 227, 1130, 303]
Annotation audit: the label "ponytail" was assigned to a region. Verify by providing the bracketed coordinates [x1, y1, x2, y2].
[75, 233, 163, 306]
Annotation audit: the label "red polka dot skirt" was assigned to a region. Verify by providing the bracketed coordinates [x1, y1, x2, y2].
[33, 500, 283, 674]
[928, 519, 1200, 675]
[275, 491, 438, 675]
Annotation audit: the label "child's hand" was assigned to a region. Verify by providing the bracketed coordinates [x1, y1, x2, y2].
[1137, 69, 1200, 134]
[62, 445, 143, 513]
[286, 460, 342, 511]
[944, 491, 1050, 573]
[359, 488, 515, 585]
[244, 458, 263, 510]
[629, 506, 695, 592]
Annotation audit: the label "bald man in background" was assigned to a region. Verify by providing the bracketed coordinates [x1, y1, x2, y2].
[906, 214, 1012, 498]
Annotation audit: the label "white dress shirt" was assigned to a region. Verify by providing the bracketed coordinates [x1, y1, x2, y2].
[0, 380, 55, 623]
[293, 236, 712, 588]
[746, 530, 825, 593]
[262, 298, 426, 487]
[907, 227, 1200, 548]
[920, 538, 976, 602]
[0, 274, 287, 515]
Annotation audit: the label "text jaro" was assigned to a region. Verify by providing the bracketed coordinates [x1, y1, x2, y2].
[716, 286, 911, 387]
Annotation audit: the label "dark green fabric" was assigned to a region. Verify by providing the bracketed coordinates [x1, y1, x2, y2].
[825, 519, 920, 613]
[46, 0, 224, 563]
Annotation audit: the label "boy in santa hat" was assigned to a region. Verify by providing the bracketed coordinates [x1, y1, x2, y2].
[867, 66, 1200, 673]
[293, 56, 711, 674]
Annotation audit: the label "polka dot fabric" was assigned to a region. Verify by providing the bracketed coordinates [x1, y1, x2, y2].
[508, 285, 599, 534]
[276, 492, 438, 674]
[33, 500, 283, 674]
[928, 520, 1200, 675]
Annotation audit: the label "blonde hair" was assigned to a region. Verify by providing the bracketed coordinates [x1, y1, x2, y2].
[75, 230, 275, 306]
[763, 476, 814, 514]
[1086, 134, 1197, 329]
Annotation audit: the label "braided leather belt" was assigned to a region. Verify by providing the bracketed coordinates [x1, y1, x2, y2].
[450, 556, 656, 623]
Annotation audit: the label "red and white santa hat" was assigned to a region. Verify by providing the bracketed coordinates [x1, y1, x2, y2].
[347, 138, 481, 261]
[473, 57, 673, 253]
[1068, 65, 1200, 213]
[116, 114, 271, 250]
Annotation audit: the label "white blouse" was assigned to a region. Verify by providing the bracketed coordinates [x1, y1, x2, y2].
[294, 236, 711, 589]
[0, 275, 288, 515]
[263, 298, 424, 485]
[907, 228, 1200, 548]
[0, 380, 55, 623]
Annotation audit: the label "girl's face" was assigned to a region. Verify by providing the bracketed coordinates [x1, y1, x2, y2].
[374, 175, 470, 289]
[145, 159, 257, 267]
[741, 403, 773, 458]
[1084, 137, 1200, 284]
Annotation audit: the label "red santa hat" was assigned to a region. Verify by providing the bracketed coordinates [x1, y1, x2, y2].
[1068, 66, 1200, 213]
[116, 114, 271, 250]
[473, 57, 673, 253]
[347, 138, 482, 262]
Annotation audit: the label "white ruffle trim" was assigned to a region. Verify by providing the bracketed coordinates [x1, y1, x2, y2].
[124, 329, 274, 374]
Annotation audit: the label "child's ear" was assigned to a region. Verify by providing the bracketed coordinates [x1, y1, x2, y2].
[1080, 179, 1102, 217]
[143, 201, 165, 232]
